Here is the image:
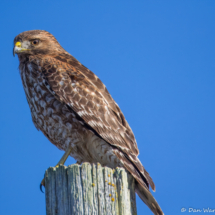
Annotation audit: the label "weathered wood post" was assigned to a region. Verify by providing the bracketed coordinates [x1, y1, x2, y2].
[45, 162, 137, 215]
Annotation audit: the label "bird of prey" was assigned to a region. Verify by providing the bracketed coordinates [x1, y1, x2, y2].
[13, 30, 163, 215]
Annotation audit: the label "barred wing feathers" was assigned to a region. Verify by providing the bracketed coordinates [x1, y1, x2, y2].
[36, 55, 156, 193]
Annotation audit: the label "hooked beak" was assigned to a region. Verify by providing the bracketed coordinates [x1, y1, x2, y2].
[13, 41, 29, 57]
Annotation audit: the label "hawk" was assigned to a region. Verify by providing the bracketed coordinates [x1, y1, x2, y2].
[13, 30, 163, 215]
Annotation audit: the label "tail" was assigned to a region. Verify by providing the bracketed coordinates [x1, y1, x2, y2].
[113, 149, 164, 215]
[135, 182, 164, 215]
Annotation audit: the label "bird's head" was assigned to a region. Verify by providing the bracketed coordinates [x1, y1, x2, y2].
[13, 30, 64, 57]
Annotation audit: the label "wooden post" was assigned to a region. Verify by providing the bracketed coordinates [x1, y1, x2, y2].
[45, 162, 137, 215]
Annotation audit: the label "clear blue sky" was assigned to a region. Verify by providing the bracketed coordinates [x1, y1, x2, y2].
[0, 1, 214, 215]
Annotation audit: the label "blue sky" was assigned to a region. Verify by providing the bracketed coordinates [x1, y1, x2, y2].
[0, 1, 214, 215]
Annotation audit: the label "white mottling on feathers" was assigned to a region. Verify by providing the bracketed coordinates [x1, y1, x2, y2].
[65, 122, 72, 130]
[84, 107, 94, 115]
[79, 121, 84, 125]
[37, 118, 43, 126]
[64, 112, 72, 118]
[88, 120, 98, 128]
[27, 64, 33, 72]
[65, 138, 71, 147]
[53, 100, 62, 110]
[77, 110, 88, 116]
[59, 81, 64, 86]
[20, 61, 125, 171]
[34, 96, 39, 102]
[52, 114, 62, 122]
[45, 94, 54, 103]
[62, 130, 68, 139]
[47, 107, 53, 116]
[39, 100, 46, 108]
[72, 117, 78, 123]
[74, 101, 81, 107]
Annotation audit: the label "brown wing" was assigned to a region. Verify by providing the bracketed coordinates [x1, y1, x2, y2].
[39, 54, 139, 155]
[33, 55, 155, 190]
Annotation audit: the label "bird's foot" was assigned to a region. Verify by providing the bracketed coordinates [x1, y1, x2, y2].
[40, 178, 45, 193]
[39, 147, 72, 193]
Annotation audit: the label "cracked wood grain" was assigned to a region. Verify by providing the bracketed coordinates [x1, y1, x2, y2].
[45, 163, 137, 215]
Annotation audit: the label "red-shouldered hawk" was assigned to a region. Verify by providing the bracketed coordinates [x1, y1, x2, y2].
[13, 30, 163, 215]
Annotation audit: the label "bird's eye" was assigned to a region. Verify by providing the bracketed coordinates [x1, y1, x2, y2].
[31, 40, 39, 46]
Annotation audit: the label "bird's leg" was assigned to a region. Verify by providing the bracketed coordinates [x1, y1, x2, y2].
[40, 147, 72, 192]
[55, 147, 73, 167]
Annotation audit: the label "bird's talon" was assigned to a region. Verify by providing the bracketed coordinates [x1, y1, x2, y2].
[40, 178, 45, 193]
[40, 183, 44, 193]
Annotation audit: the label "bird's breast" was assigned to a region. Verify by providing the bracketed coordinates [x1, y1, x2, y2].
[19, 62, 122, 168]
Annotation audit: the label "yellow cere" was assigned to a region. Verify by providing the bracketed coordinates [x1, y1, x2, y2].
[15, 41, 22, 47]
